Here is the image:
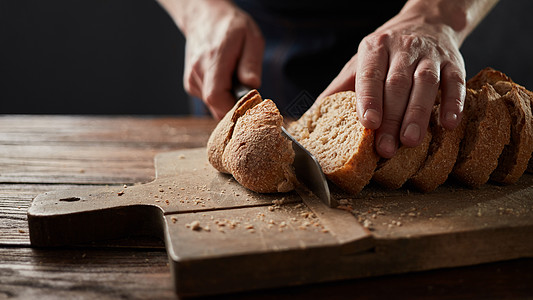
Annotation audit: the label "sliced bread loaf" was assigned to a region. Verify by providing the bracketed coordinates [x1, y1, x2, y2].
[288, 91, 379, 194]
[409, 103, 466, 192]
[223, 99, 297, 193]
[452, 85, 511, 188]
[372, 128, 432, 190]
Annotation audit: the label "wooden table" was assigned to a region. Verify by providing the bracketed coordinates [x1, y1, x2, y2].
[1, 115, 532, 299]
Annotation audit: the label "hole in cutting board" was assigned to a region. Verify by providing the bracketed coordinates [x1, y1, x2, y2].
[59, 197, 81, 202]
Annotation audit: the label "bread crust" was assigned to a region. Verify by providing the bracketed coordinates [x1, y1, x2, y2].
[490, 82, 533, 183]
[453, 85, 511, 188]
[373, 128, 432, 190]
[223, 100, 296, 193]
[288, 91, 379, 194]
[206, 90, 262, 173]
[409, 104, 466, 192]
[467, 67, 513, 90]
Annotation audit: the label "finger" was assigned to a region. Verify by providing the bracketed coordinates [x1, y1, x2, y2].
[202, 40, 244, 119]
[236, 21, 264, 88]
[183, 50, 204, 99]
[400, 59, 440, 147]
[355, 38, 388, 130]
[203, 62, 237, 120]
[317, 54, 357, 103]
[185, 64, 204, 99]
[439, 63, 466, 129]
[374, 51, 416, 158]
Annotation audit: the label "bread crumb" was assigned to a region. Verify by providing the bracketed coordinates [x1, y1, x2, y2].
[18, 229, 25, 233]
[187, 221, 201, 231]
[117, 190, 125, 196]
[171, 217, 177, 223]
[363, 219, 372, 228]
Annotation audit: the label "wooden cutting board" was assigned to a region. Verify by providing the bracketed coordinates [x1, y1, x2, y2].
[28, 148, 533, 297]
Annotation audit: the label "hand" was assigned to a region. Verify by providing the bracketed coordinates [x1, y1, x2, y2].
[317, 0, 496, 158]
[159, 0, 265, 119]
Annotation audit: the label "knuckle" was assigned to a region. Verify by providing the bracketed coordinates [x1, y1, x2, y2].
[445, 68, 466, 86]
[204, 93, 218, 106]
[359, 67, 386, 82]
[443, 96, 465, 110]
[414, 68, 440, 86]
[360, 32, 389, 54]
[386, 72, 412, 88]
[401, 34, 422, 49]
[381, 113, 404, 129]
[406, 103, 430, 117]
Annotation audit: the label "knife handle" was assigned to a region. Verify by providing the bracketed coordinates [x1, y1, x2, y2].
[232, 76, 253, 100]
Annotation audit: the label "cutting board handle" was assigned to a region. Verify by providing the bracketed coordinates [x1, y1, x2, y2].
[28, 184, 166, 246]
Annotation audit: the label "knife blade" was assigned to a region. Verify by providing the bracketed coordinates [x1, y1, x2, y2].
[232, 83, 332, 207]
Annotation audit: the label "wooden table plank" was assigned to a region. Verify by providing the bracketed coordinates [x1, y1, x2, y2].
[1, 115, 533, 299]
[0, 116, 216, 184]
[0, 247, 174, 300]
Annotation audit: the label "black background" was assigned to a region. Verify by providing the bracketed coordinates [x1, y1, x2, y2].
[0, 0, 531, 115]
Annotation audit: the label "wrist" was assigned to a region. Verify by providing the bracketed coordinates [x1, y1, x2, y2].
[388, 0, 498, 46]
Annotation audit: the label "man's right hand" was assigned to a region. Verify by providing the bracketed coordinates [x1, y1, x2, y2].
[158, 0, 265, 119]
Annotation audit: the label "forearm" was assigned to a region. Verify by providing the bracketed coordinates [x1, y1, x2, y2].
[156, 0, 236, 36]
[383, 0, 499, 46]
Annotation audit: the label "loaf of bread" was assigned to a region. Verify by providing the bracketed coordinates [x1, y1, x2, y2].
[288, 91, 379, 194]
[372, 128, 432, 189]
[452, 85, 511, 188]
[207, 68, 532, 196]
[207, 90, 297, 193]
[409, 103, 466, 192]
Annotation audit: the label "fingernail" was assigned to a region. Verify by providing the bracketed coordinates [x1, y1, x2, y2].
[445, 112, 458, 123]
[363, 109, 380, 124]
[378, 134, 396, 156]
[403, 123, 421, 143]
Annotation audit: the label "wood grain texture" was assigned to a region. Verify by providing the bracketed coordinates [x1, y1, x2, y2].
[0, 247, 174, 300]
[2, 115, 533, 299]
[0, 116, 216, 246]
[27, 149, 533, 296]
[0, 115, 216, 184]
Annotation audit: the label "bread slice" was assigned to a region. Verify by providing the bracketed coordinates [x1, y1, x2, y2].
[288, 91, 379, 194]
[452, 85, 511, 188]
[467, 67, 513, 90]
[207, 90, 262, 173]
[372, 128, 432, 189]
[490, 81, 533, 183]
[468, 68, 533, 178]
[223, 100, 296, 193]
[409, 103, 466, 192]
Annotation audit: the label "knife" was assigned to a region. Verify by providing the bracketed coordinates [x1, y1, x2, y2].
[232, 84, 332, 207]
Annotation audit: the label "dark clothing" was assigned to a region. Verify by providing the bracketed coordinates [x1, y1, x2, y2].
[233, 1, 406, 117]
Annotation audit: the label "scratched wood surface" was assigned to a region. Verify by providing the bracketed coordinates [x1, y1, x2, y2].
[1, 115, 533, 299]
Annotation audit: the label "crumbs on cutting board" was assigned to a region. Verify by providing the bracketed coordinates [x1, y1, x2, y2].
[178, 202, 328, 234]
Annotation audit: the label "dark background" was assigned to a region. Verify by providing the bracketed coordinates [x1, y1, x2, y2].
[0, 0, 532, 115]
